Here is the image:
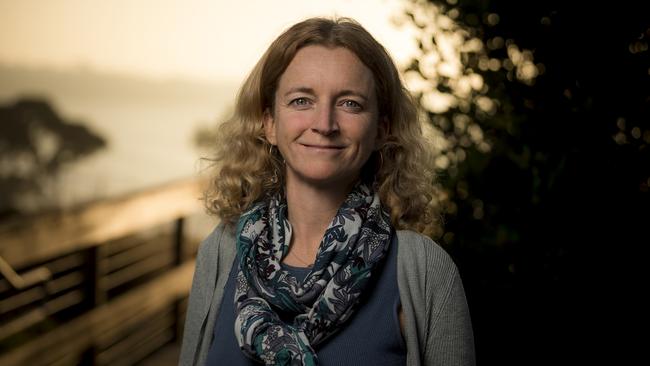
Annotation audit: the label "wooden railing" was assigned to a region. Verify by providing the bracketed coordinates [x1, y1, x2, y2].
[0, 178, 213, 366]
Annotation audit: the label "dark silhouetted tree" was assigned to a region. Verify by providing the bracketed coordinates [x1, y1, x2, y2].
[399, 0, 649, 364]
[0, 98, 107, 218]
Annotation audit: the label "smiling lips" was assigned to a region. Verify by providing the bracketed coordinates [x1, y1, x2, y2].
[300, 143, 345, 150]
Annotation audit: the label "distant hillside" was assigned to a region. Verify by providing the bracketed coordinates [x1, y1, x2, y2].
[0, 64, 240, 213]
[0, 63, 239, 106]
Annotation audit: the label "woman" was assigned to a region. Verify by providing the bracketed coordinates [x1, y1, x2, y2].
[180, 17, 474, 366]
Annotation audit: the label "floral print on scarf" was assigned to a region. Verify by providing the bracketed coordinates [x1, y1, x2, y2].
[234, 183, 393, 365]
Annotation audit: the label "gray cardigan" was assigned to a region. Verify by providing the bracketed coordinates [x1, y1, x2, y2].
[179, 224, 475, 366]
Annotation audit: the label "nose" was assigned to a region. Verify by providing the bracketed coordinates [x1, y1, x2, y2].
[311, 105, 339, 136]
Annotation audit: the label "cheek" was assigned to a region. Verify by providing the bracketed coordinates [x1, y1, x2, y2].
[358, 124, 379, 151]
[276, 113, 307, 138]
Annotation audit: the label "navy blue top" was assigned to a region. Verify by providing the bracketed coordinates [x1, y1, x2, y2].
[205, 237, 406, 365]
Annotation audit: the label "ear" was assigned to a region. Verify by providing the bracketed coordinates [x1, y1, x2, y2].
[263, 108, 277, 145]
[374, 116, 389, 150]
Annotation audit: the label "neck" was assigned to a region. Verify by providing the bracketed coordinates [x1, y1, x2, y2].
[283, 177, 355, 264]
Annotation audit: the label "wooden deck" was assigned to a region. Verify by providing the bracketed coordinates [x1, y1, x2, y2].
[139, 342, 181, 366]
[0, 178, 214, 366]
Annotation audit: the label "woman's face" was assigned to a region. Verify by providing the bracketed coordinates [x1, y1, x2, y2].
[264, 45, 384, 189]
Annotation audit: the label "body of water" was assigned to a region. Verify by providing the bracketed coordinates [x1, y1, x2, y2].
[0, 64, 238, 211]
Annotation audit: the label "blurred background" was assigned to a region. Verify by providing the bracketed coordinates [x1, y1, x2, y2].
[1, 0, 648, 365]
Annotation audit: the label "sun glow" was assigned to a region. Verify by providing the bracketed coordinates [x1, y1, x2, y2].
[0, 0, 414, 83]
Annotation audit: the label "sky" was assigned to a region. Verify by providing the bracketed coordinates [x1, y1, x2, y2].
[0, 0, 425, 209]
[0, 0, 417, 83]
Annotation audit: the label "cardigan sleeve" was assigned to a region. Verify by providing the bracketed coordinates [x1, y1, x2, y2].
[421, 236, 475, 366]
[178, 224, 231, 366]
[179, 228, 219, 365]
[396, 230, 475, 366]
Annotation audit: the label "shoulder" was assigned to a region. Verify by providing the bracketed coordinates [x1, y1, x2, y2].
[186, 222, 237, 320]
[196, 222, 236, 262]
[192, 222, 237, 285]
[395, 229, 461, 307]
[395, 230, 458, 277]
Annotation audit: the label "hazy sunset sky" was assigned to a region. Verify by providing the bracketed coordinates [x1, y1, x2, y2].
[0, 0, 416, 82]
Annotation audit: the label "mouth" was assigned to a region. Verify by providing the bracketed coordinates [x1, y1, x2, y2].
[300, 144, 345, 150]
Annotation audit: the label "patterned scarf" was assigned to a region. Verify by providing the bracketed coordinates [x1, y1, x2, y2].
[233, 183, 393, 365]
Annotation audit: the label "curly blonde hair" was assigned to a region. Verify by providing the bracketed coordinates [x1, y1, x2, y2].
[204, 17, 440, 236]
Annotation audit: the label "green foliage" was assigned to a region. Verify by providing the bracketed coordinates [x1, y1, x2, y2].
[400, 0, 649, 363]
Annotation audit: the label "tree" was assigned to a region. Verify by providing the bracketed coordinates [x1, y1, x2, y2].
[398, 0, 649, 363]
[0, 98, 107, 218]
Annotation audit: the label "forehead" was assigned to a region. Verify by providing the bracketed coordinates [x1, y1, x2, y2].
[277, 45, 376, 95]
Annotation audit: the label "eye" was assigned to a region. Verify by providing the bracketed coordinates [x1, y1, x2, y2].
[289, 97, 310, 107]
[341, 99, 363, 111]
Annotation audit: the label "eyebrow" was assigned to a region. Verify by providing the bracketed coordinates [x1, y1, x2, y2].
[283, 87, 369, 101]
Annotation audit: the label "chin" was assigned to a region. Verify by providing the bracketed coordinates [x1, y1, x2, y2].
[292, 169, 356, 188]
